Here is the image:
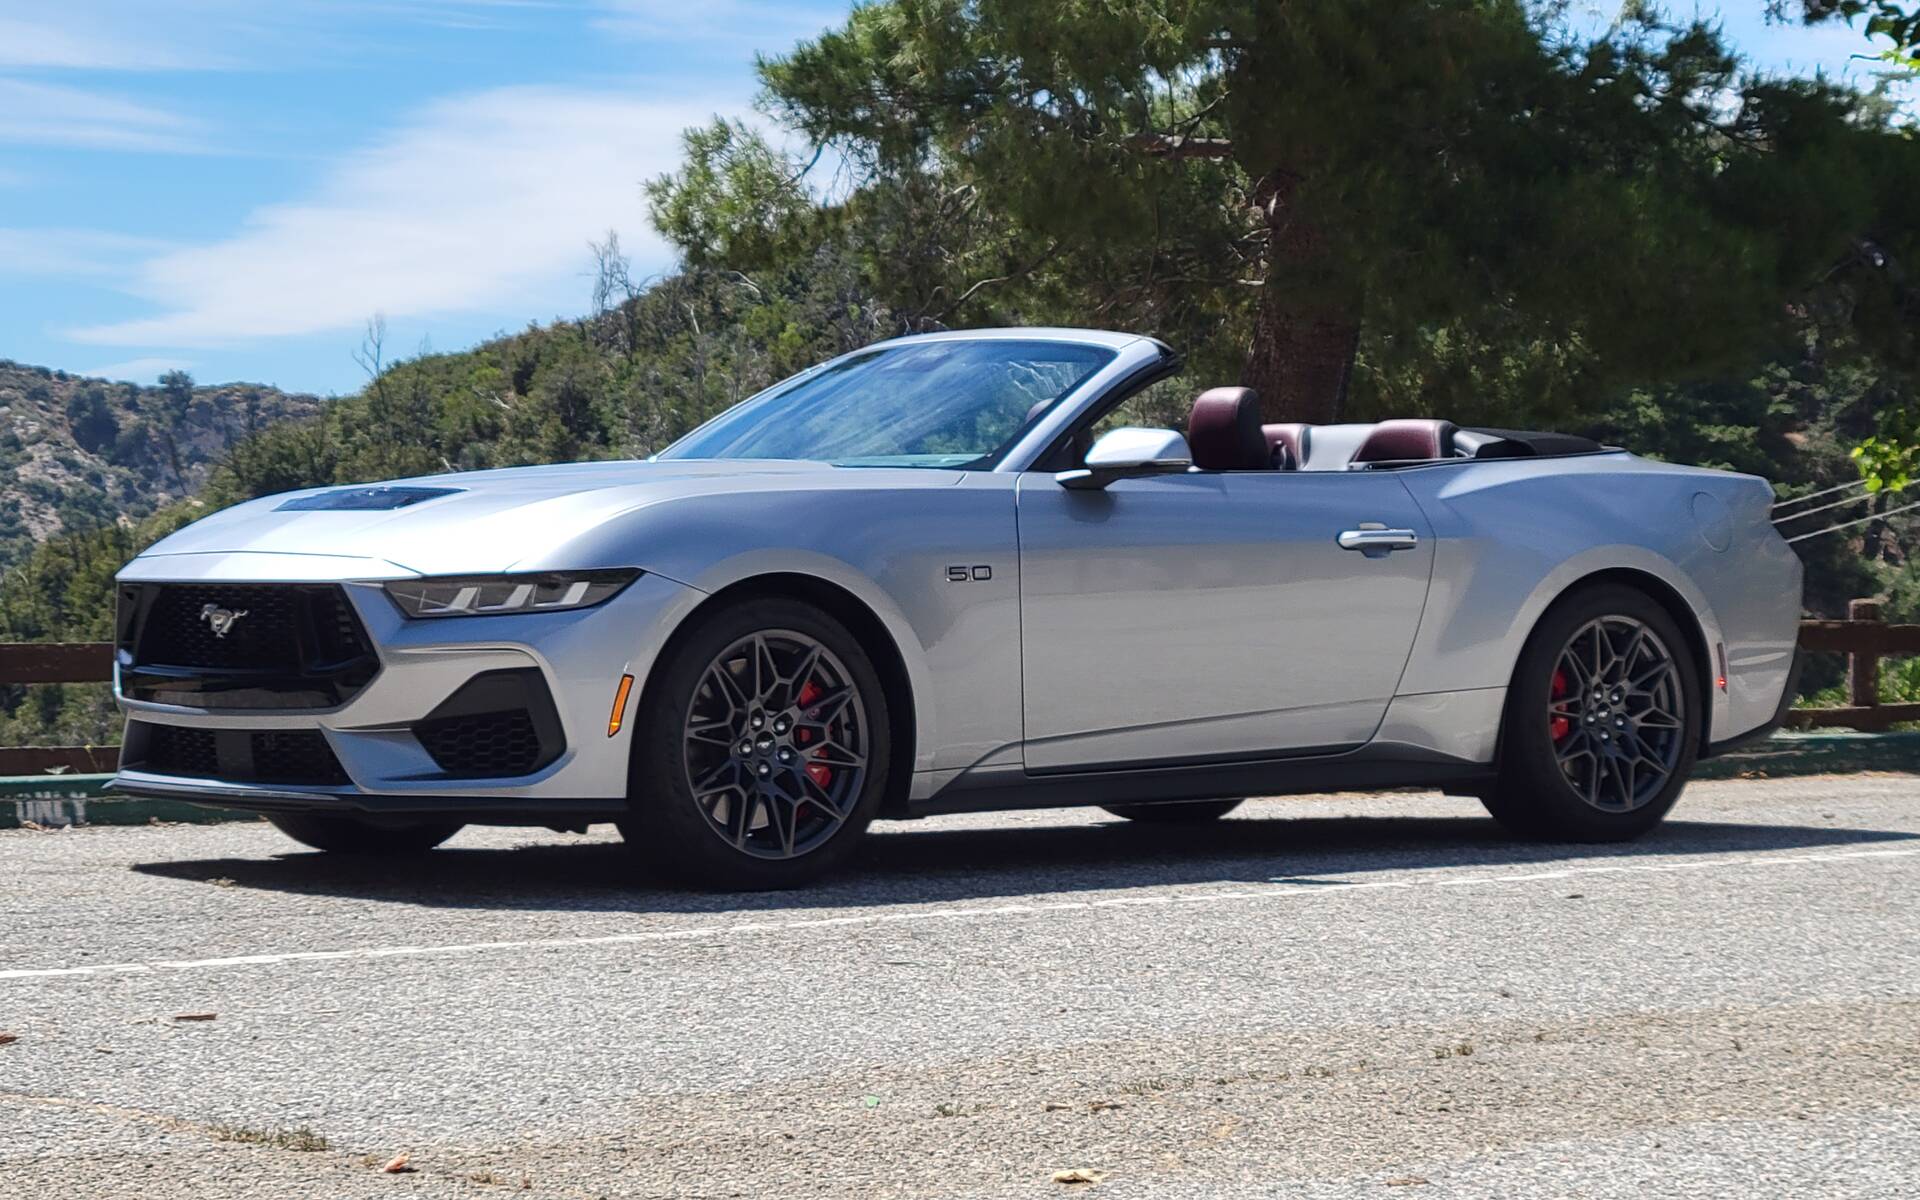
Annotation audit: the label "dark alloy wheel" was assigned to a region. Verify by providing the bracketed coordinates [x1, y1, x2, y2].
[1102, 799, 1244, 823]
[1545, 616, 1687, 812]
[1482, 584, 1702, 842]
[267, 813, 463, 854]
[682, 629, 870, 860]
[620, 598, 890, 889]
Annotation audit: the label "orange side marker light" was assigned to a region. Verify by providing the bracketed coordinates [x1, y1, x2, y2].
[607, 673, 635, 737]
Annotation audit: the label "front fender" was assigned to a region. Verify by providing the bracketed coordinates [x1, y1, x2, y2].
[547, 480, 1024, 780]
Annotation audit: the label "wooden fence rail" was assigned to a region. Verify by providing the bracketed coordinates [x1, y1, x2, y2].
[3, 604, 1918, 775]
[0, 642, 116, 775]
[1784, 599, 1920, 732]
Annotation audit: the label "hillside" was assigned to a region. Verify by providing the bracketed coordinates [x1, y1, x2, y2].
[0, 361, 322, 569]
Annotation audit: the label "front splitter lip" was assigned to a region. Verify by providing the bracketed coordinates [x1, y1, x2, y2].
[108, 771, 627, 822]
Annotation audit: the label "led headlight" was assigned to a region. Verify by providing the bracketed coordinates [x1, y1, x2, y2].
[384, 569, 641, 619]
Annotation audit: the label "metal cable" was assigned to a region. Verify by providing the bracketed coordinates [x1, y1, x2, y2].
[1771, 478, 1866, 511]
[1784, 496, 1920, 543]
[1772, 489, 1877, 524]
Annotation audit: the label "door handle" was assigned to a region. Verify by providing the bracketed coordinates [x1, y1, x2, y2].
[1338, 526, 1420, 553]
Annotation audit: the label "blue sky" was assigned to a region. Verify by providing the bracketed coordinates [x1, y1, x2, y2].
[0, 1, 1907, 397]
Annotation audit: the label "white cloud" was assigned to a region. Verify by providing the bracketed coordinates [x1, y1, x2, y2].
[0, 3, 559, 72]
[0, 227, 173, 276]
[70, 86, 729, 346]
[78, 356, 195, 383]
[591, 0, 841, 43]
[0, 15, 207, 70]
[0, 79, 205, 153]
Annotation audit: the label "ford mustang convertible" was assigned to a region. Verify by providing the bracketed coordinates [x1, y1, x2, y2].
[110, 328, 1803, 888]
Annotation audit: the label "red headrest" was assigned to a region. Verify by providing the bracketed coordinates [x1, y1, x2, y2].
[1263, 423, 1313, 470]
[1188, 387, 1269, 471]
[1351, 419, 1459, 465]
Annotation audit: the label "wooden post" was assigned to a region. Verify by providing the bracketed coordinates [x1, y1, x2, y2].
[1847, 598, 1883, 712]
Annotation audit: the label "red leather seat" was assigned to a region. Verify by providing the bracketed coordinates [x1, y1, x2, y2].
[1350, 418, 1460, 464]
[1262, 423, 1313, 470]
[1188, 387, 1271, 471]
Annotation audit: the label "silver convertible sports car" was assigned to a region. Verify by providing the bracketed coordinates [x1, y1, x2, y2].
[111, 328, 1803, 888]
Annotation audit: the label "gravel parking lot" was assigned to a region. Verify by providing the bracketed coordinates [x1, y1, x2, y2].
[3, 774, 1918, 1198]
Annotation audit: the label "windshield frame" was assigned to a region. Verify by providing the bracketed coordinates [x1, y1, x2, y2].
[655, 332, 1165, 473]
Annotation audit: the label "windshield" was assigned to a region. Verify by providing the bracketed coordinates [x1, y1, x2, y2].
[658, 339, 1116, 468]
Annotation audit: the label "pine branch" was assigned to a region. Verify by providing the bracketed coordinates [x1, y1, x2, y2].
[1130, 133, 1237, 160]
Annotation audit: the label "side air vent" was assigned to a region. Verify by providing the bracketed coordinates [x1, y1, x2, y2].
[411, 669, 564, 779]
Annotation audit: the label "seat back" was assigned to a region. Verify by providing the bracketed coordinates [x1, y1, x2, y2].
[1187, 387, 1270, 471]
[1350, 418, 1459, 465]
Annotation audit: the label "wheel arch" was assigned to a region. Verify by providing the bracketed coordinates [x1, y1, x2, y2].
[630, 571, 920, 818]
[1513, 566, 1717, 758]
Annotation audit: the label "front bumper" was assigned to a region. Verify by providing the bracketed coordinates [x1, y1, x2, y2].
[105, 773, 628, 823]
[112, 554, 706, 812]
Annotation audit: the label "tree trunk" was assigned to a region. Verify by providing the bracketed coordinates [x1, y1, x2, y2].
[1240, 292, 1359, 425]
[1240, 171, 1361, 425]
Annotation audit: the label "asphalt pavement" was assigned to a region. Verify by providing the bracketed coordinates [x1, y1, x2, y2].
[3, 774, 1918, 1198]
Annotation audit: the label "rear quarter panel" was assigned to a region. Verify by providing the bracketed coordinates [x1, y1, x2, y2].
[1393, 453, 1800, 745]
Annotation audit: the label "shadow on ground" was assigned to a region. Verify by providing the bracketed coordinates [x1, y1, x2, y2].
[131, 803, 1919, 917]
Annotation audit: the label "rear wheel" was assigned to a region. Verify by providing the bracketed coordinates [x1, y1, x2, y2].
[1481, 584, 1701, 841]
[619, 598, 890, 890]
[267, 813, 463, 854]
[1101, 799, 1243, 823]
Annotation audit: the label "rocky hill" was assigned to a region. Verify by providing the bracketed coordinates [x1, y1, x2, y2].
[0, 361, 323, 569]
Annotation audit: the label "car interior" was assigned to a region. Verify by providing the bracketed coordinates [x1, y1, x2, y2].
[1175, 386, 1605, 472]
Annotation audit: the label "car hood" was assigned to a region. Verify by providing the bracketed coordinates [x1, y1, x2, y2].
[134, 459, 956, 577]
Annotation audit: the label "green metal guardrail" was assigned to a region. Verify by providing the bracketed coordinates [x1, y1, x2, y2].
[0, 774, 249, 829]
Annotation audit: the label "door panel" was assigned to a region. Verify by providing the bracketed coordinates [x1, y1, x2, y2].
[1015, 470, 1434, 772]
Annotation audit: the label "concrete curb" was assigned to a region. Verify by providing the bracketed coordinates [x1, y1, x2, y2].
[1692, 729, 1920, 781]
[3, 731, 1914, 830]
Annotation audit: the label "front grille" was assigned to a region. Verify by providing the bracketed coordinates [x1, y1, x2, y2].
[134, 723, 350, 786]
[117, 583, 379, 709]
[416, 710, 547, 777]
[139, 584, 306, 671]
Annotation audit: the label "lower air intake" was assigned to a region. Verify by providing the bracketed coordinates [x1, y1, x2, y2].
[133, 723, 350, 787]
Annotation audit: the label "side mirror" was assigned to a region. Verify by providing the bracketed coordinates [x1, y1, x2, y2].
[1055, 427, 1193, 491]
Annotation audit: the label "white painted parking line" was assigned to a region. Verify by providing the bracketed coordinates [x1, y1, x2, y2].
[3, 844, 1916, 983]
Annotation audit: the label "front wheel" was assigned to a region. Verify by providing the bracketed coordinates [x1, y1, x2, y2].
[619, 598, 890, 890]
[1481, 584, 1702, 842]
[267, 813, 463, 854]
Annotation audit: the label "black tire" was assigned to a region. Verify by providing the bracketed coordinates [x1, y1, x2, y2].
[618, 597, 891, 890]
[1101, 799, 1244, 823]
[267, 813, 463, 854]
[1481, 583, 1702, 842]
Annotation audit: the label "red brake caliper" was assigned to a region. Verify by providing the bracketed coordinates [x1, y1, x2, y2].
[1549, 669, 1571, 742]
[796, 680, 832, 790]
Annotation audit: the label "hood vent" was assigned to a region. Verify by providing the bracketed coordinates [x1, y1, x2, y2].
[276, 486, 461, 512]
